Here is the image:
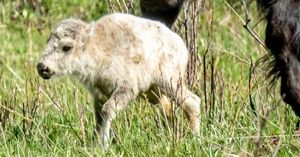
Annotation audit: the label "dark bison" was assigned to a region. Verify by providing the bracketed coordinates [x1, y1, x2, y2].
[143, 0, 300, 118]
[140, 0, 184, 27]
[257, 0, 300, 117]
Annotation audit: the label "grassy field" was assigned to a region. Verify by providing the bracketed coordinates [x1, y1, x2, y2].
[1, 0, 300, 156]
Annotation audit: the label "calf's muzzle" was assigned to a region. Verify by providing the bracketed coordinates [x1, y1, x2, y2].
[36, 62, 54, 79]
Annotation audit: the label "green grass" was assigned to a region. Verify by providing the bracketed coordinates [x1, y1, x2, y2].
[1, 0, 300, 156]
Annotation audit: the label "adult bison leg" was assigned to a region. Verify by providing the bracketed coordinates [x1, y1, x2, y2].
[140, 0, 183, 27]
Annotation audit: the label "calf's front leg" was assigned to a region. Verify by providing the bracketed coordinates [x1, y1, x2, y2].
[94, 86, 134, 149]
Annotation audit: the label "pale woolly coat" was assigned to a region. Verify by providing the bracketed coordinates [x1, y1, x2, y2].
[37, 13, 200, 149]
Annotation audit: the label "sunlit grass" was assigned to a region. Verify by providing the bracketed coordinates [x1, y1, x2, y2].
[1, 0, 300, 156]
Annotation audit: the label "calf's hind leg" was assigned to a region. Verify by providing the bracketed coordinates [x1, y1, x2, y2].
[163, 82, 200, 135]
[144, 86, 173, 119]
[180, 86, 200, 135]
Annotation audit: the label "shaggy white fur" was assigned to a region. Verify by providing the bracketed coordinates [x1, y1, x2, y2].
[37, 13, 200, 149]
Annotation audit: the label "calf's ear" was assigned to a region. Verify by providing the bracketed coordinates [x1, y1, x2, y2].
[80, 21, 96, 45]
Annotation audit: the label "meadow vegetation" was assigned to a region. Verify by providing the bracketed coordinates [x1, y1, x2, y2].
[1, 0, 300, 156]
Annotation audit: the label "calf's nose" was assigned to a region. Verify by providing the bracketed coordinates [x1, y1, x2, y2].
[36, 62, 53, 79]
[37, 62, 46, 71]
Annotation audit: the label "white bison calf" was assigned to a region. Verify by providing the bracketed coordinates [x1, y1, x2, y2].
[37, 13, 200, 148]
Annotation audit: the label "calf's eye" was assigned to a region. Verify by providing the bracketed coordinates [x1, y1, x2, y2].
[62, 46, 72, 52]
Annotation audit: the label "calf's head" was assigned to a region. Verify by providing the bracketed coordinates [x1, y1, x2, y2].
[37, 19, 87, 79]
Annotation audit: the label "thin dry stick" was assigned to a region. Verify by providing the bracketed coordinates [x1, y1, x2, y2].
[253, 98, 280, 157]
[155, 88, 172, 137]
[107, 0, 135, 15]
[205, 0, 215, 119]
[40, 86, 84, 144]
[271, 120, 283, 157]
[225, 133, 300, 140]
[107, 0, 116, 13]
[218, 69, 225, 122]
[28, 79, 40, 136]
[201, 0, 213, 113]
[225, 1, 265, 48]
[79, 105, 86, 146]
[121, 0, 128, 13]
[182, 0, 201, 88]
[127, 0, 135, 14]
[22, 102, 26, 135]
[115, 0, 124, 13]
[0, 103, 32, 122]
[248, 60, 256, 116]
[210, 56, 215, 118]
[0, 103, 10, 130]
